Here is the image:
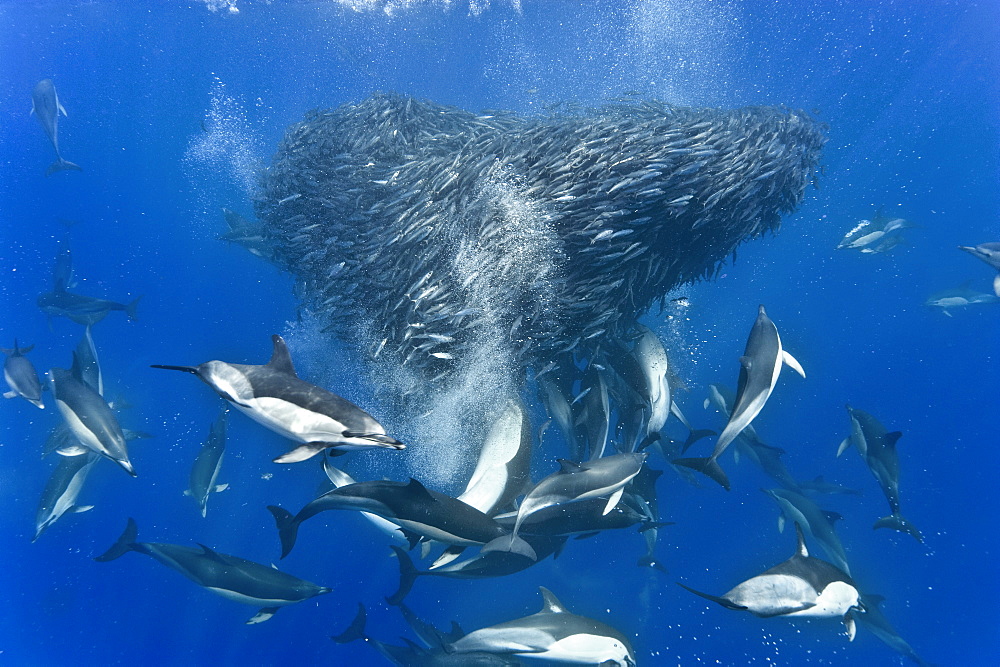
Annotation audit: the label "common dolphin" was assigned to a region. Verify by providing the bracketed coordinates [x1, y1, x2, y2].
[386, 536, 562, 606]
[37, 287, 141, 326]
[674, 305, 804, 490]
[152, 335, 404, 462]
[185, 407, 230, 517]
[457, 398, 533, 515]
[762, 487, 851, 574]
[267, 478, 535, 559]
[95, 518, 331, 624]
[509, 452, 647, 542]
[33, 450, 99, 541]
[30, 79, 82, 176]
[49, 363, 135, 476]
[924, 282, 999, 316]
[838, 405, 922, 542]
[2, 341, 45, 408]
[959, 242, 1000, 297]
[678, 524, 863, 640]
[445, 587, 636, 666]
[333, 602, 521, 666]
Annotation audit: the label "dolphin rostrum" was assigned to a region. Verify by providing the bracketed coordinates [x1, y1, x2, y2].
[678, 524, 863, 640]
[152, 334, 404, 462]
[95, 518, 331, 623]
[31, 79, 82, 176]
[3, 340, 45, 409]
[674, 305, 804, 490]
[959, 242, 1000, 297]
[445, 587, 636, 666]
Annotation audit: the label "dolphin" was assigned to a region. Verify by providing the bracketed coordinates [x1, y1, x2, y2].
[219, 208, 275, 260]
[267, 478, 535, 559]
[578, 365, 611, 460]
[959, 242, 1000, 297]
[674, 305, 804, 490]
[95, 518, 331, 624]
[48, 363, 136, 476]
[185, 407, 230, 517]
[37, 287, 141, 326]
[73, 325, 103, 396]
[510, 452, 647, 542]
[633, 324, 672, 444]
[2, 341, 45, 409]
[855, 594, 934, 666]
[33, 450, 99, 541]
[152, 335, 404, 462]
[762, 487, 851, 574]
[839, 405, 922, 542]
[321, 457, 407, 544]
[386, 536, 562, 606]
[924, 282, 999, 316]
[30, 79, 82, 176]
[796, 476, 862, 496]
[445, 587, 636, 666]
[333, 602, 521, 666]
[457, 398, 533, 515]
[494, 495, 655, 537]
[678, 524, 863, 640]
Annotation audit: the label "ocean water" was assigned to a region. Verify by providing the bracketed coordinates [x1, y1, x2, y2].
[1, 1, 997, 665]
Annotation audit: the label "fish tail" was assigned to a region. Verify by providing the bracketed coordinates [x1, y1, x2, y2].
[94, 517, 138, 562]
[385, 545, 419, 606]
[267, 505, 300, 558]
[873, 512, 923, 543]
[672, 456, 731, 490]
[45, 158, 82, 176]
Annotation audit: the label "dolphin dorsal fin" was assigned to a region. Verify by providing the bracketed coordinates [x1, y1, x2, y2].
[404, 478, 436, 501]
[885, 431, 903, 449]
[538, 586, 569, 613]
[267, 335, 297, 376]
[794, 523, 809, 557]
[557, 459, 583, 473]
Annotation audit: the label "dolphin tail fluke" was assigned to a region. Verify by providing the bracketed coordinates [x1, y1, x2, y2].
[332, 603, 368, 643]
[676, 582, 747, 611]
[267, 505, 300, 558]
[125, 296, 143, 321]
[671, 456, 731, 491]
[94, 517, 139, 562]
[386, 545, 419, 606]
[45, 158, 82, 177]
[681, 428, 716, 453]
[874, 512, 923, 543]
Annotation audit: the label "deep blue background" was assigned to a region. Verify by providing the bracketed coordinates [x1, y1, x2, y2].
[1, 1, 997, 665]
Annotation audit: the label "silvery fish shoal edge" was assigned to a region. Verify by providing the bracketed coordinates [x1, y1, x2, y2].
[250, 93, 826, 405]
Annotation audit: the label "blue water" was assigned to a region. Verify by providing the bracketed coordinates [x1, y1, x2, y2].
[2, 1, 997, 664]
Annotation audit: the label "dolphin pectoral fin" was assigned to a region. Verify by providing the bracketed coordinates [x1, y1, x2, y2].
[835, 437, 851, 457]
[214, 483, 230, 493]
[58, 101, 67, 117]
[273, 442, 327, 463]
[993, 272, 1000, 298]
[777, 515, 785, 533]
[267, 505, 300, 559]
[3, 390, 15, 399]
[844, 612, 857, 642]
[70, 505, 95, 513]
[677, 582, 748, 611]
[782, 350, 806, 378]
[94, 517, 139, 562]
[672, 457, 731, 491]
[386, 545, 419, 606]
[246, 607, 280, 624]
[602, 487, 625, 515]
